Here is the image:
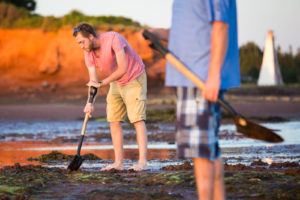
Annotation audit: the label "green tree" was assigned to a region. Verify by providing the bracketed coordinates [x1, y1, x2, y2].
[278, 47, 300, 83]
[0, 3, 29, 27]
[0, 0, 36, 11]
[294, 49, 300, 81]
[61, 10, 86, 26]
[239, 42, 263, 82]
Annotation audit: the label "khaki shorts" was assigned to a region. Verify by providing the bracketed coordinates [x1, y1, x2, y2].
[106, 72, 147, 123]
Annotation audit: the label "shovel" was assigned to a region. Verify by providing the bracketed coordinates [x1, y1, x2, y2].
[68, 113, 90, 171]
[143, 30, 283, 143]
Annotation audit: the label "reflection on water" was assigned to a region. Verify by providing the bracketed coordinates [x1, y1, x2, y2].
[0, 120, 299, 168]
[0, 120, 108, 140]
[0, 120, 174, 142]
[1, 120, 299, 145]
[46, 159, 185, 171]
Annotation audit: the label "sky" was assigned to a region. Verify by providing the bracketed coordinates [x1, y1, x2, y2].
[35, 0, 300, 53]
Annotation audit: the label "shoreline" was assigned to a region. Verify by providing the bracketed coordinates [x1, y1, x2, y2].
[0, 99, 299, 121]
[0, 151, 299, 200]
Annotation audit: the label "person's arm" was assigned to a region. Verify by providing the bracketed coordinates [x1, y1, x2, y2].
[101, 49, 127, 85]
[86, 65, 100, 86]
[84, 66, 100, 117]
[203, 21, 228, 102]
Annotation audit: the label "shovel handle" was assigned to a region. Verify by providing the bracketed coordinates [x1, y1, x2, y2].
[166, 54, 205, 91]
[143, 30, 206, 90]
[143, 30, 238, 116]
[81, 113, 90, 135]
[77, 113, 90, 155]
[166, 53, 237, 116]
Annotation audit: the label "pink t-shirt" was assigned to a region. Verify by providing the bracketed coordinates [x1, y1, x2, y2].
[84, 32, 145, 85]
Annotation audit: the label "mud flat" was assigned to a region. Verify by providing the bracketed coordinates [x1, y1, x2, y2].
[0, 157, 299, 200]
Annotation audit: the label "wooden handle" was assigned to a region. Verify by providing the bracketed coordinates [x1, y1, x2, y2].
[166, 53, 237, 116]
[81, 113, 90, 136]
[166, 53, 205, 91]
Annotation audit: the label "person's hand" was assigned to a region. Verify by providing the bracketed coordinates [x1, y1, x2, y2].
[84, 103, 94, 117]
[203, 75, 220, 102]
[86, 81, 102, 88]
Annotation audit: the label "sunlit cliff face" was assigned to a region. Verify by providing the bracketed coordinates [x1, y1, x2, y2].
[75, 32, 94, 52]
[0, 28, 157, 91]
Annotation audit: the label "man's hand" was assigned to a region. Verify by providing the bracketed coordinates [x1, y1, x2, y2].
[86, 81, 102, 88]
[84, 103, 94, 117]
[203, 75, 220, 102]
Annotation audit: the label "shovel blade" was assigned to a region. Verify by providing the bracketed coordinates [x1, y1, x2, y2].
[67, 155, 84, 171]
[234, 116, 284, 143]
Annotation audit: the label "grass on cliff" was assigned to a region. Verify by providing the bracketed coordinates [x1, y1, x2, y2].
[0, 3, 142, 30]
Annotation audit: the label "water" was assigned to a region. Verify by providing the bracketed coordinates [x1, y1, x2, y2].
[46, 159, 184, 172]
[1, 120, 299, 145]
[0, 120, 174, 141]
[0, 120, 108, 141]
[0, 120, 299, 168]
[220, 121, 300, 147]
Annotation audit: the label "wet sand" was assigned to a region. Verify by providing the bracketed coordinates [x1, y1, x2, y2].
[0, 99, 299, 121]
[0, 156, 299, 200]
[0, 141, 177, 168]
[0, 94, 299, 199]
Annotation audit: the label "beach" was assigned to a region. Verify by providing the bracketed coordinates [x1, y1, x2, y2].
[0, 90, 300, 199]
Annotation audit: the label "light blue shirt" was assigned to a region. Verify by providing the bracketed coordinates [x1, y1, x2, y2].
[166, 0, 240, 89]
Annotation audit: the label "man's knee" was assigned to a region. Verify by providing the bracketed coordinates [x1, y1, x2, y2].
[110, 121, 122, 128]
[214, 159, 224, 181]
[132, 119, 145, 125]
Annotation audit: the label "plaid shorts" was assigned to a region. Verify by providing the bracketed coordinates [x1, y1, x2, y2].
[176, 87, 223, 160]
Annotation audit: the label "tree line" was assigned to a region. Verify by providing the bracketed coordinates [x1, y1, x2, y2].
[240, 42, 300, 84]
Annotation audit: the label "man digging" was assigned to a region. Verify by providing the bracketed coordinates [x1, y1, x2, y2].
[73, 23, 148, 171]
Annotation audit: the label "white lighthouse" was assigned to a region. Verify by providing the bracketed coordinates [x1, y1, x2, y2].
[257, 30, 284, 86]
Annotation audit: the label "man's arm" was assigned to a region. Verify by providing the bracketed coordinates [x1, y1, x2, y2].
[101, 49, 127, 85]
[84, 66, 100, 116]
[86, 65, 100, 86]
[203, 21, 228, 102]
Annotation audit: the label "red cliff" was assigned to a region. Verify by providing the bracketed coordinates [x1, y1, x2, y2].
[0, 27, 166, 95]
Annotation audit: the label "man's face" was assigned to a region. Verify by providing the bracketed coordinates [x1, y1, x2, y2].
[75, 32, 93, 52]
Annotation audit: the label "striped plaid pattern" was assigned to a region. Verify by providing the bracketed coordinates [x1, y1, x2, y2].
[176, 87, 222, 160]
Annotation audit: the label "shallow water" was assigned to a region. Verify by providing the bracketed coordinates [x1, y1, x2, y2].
[220, 121, 300, 147]
[0, 120, 174, 142]
[46, 159, 185, 172]
[0, 120, 299, 144]
[0, 120, 299, 168]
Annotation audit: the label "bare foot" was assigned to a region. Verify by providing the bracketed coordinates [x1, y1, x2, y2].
[129, 162, 147, 171]
[101, 163, 123, 171]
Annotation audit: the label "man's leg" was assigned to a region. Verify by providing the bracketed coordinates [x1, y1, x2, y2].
[193, 158, 214, 200]
[213, 158, 225, 200]
[131, 120, 147, 171]
[101, 121, 124, 171]
[176, 87, 225, 199]
[102, 80, 126, 171]
[122, 72, 148, 171]
[193, 158, 225, 200]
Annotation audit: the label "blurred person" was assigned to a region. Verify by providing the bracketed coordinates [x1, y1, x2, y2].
[148, 0, 240, 199]
[73, 23, 148, 171]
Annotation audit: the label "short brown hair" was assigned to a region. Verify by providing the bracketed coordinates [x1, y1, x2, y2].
[73, 23, 97, 37]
